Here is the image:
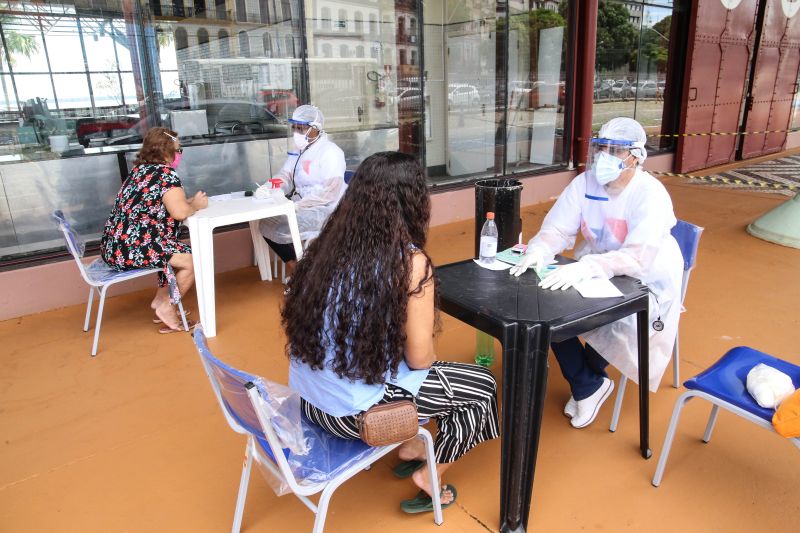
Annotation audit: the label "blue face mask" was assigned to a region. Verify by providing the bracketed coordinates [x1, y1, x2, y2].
[593, 151, 629, 185]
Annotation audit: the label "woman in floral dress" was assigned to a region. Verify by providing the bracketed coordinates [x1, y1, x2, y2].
[101, 127, 208, 332]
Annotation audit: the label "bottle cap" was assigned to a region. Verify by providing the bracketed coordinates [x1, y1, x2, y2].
[486, 212, 495, 220]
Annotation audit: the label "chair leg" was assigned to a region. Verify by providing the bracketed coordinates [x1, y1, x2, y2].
[91, 286, 109, 357]
[609, 376, 628, 432]
[652, 391, 696, 487]
[176, 298, 190, 332]
[231, 443, 254, 533]
[703, 405, 720, 443]
[672, 332, 680, 388]
[83, 287, 95, 332]
[418, 429, 443, 525]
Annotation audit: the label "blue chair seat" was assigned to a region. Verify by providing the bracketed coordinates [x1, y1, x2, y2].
[653, 346, 800, 487]
[685, 346, 800, 422]
[84, 259, 160, 285]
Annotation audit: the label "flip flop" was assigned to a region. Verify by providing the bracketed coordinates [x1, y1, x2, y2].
[392, 460, 425, 479]
[153, 310, 191, 324]
[158, 320, 197, 334]
[400, 484, 457, 514]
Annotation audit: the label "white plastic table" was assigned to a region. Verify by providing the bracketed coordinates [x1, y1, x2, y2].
[186, 194, 302, 337]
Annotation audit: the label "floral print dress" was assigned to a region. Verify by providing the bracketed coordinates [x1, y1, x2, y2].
[101, 163, 191, 293]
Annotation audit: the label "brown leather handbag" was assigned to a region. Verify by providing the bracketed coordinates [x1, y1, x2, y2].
[358, 400, 419, 447]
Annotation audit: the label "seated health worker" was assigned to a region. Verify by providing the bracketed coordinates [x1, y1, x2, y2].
[282, 151, 499, 513]
[510, 117, 683, 429]
[258, 104, 346, 272]
[100, 127, 207, 332]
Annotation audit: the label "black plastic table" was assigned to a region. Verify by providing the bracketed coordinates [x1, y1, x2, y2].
[437, 259, 651, 533]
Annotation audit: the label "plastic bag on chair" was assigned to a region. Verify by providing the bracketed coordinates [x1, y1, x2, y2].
[251, 377, 378, 497]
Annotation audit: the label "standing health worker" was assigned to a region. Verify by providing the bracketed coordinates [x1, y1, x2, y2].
[259, 104, 346, 272]
[509, 117, 683, 429]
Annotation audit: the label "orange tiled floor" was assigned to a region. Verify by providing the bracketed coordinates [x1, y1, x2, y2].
[1, 172, 799, 532]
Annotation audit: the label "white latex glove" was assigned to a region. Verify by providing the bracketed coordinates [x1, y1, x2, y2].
[538, 261, 593, 290]
[509, 249, 545, 277]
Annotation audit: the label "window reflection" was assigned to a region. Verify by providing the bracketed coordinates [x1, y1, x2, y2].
[593, 0, 676, 153]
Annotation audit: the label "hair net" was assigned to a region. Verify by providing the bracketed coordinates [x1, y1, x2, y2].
[597, 117, 648, 164]
[290, 104, 324, 130]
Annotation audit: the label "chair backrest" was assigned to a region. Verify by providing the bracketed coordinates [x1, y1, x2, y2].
[671, 219, 704, 272]
[344, 170, 355, 184]
[52, 210, 94, 284]
[192, 327, 379, 492]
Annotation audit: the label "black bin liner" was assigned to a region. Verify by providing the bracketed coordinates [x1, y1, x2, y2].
[474, 178, 523, 258]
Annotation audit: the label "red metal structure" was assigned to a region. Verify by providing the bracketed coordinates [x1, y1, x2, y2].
[677, 0, 760, 173]
[739, 0, 800, 159]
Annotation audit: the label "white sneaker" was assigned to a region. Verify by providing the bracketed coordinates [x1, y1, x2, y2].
[570, 378, 614, 429]
[563, 396, 577, 418]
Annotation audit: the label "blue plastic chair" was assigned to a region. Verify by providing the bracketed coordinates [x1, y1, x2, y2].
[344, 170, 355, 184]
[191, 328, 443, 533]
[609, 220, 704, 431]
[652, 347, 800, 486]
[52, 210, 188, 356]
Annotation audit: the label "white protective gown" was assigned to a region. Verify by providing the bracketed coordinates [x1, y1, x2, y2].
[527, 167, 683, 392]
[259, 133, 347, 243]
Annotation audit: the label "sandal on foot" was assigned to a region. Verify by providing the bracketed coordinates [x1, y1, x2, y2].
[400, 484, 457, 514]
[158, 320, 197, 334]
[153, 310, 191, 324]
[392, 460, 425, 479]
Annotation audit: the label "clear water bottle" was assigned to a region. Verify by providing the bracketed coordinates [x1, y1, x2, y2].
[479, 212, 498, 264]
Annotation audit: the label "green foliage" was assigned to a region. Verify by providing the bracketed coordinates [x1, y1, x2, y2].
[0, 16, 39, 68]
[638, 15, 671, 73]
[596, 0, 639, 71]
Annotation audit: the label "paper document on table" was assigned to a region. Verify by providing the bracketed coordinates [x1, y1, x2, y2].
[209, 194, 231, 203]
[573, 278, 624, 298]
[473, 259, 513, 271]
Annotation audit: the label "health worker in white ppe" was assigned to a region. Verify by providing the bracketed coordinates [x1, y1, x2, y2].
[258, 104, 346, 271]
[509, 117, 683, 429]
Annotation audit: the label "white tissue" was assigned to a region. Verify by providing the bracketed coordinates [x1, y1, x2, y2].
[746, 363, 795, 409]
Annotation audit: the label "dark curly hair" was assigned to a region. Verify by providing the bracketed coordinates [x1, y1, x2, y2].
[134, 127, 179, 166]
[282, 151, 436, 385]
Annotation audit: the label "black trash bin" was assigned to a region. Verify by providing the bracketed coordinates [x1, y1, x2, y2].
[474, 178, 523, 258]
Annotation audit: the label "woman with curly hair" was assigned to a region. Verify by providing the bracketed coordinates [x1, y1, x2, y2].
[100, 127, 207, 332]
[283, 151, 499, 513]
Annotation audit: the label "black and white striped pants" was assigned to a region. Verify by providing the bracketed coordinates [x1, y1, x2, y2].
[302, 360, 500, 464]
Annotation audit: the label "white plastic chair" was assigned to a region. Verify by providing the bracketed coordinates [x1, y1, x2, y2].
[191, 327, 443, 533]
[52, 210, 189, 356]
[609, 220, 704, 432]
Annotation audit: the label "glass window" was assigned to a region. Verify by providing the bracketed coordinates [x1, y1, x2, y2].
[423, 1, 501, 180]
[218, 30, 231, 58]
[238, 31, 251, 57]
[197, 28, 210, 59]
[354, 12, 364, 33]
[338, 9, 348, 31]
[321, 8, 331, 30]
[593, 0, 678, 154]
[504, 3, 569, 174]
[263, 33, 273, 56]
[216, 0, 227, 20]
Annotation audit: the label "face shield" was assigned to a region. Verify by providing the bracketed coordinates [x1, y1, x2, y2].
[287, 105, 324, 153]
[588, 137, 637, 185]
[287, 120, 317, 152]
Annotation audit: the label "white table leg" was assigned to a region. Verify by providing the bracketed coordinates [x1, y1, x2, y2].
[200, 220, 218, 337]
[249, 221, 273, 281]
[187, 220, 207, 333]
[285, 207, 304, 262]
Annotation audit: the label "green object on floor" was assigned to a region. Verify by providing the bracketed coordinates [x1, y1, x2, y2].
[475, 331, 494, 367]
[747, 193, 800, 249]
[400, 485, 458, 514]
[392, 459, 424, 479]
